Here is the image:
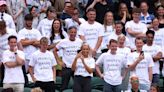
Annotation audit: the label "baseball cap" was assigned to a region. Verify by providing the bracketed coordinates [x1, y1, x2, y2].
[0, 1, 7, 6]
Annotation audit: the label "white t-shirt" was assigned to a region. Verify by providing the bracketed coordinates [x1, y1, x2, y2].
[56, 38, 83, 68]
[78, 21, 103, 52]
[29, 50, 57, 82]
[65, 18, 86, 31]
[37, 18, 53, 38]
[125, 89, 147, 92]
[117, 47, 131, 60]
[107, 32, 131, 48]
[18, 28, 42, 59]
[2, 49, 25, 83]
[96, 52, 126, 85]
[142, 44, 162, 74]
[127, 52, 154, 85]
[74, 57, 95, 77]
[125, 20, 147, 49]
[153, 28, 164, 56]
[101, 25, 114, 49]
[0, 28, 17, 62]
[0, 12, 16, 30]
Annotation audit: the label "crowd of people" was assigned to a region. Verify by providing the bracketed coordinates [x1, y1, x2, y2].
[0, 0, 164, 92]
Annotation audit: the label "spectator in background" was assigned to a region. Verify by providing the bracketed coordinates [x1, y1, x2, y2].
[29, 6, 40, 29]
[79, 8, 103, 58]
[60, 2, 74, 20]
[150, 83, 160, 92]
[64, 7, 86, 33]
[125, 8, 147, 50]
[77, 0, 88, 17]
[2, 35, 25, 92]
[127, 37, 154, 91]
[142, 30, 162, 84]
[29, 37, 57, 92]
[48, 19, 68, 51]
[86, 0, 114, 24]
[7, 0, 26, 31]
[72, 43, 95, 92]
[18, 14, 41, 72]
[101, 11, 114, 51]
[0, 0, 16, 30]
[140, 1, 155, 26]
[125, 75, 147, 92]
[155, 5, 164, 28]
[54, 26, 83, 91]
[37, 6, 57, 38]
[114, 2, 131, 35]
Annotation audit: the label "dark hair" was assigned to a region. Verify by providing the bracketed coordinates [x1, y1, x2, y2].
[132, 8, 141, 14]
[135, 37, 143, 43]
[68, 26, 77, 30]
[115, 21, 123, 26]
[24, 14, 33, 21]
[155, 5, 164, 18]
[8, 35, 17, 41]
[0, 20, 6, 28]
[109, 39, 117, 45]
[64, 1, 72, 7]
[151, 83, 160, 92]
[46, 6, 56, 17]
[86, 8, 96, 13]
[50, 19, 65, 44]
[29, 5, 38, 13]
[146, 29, 155, 36]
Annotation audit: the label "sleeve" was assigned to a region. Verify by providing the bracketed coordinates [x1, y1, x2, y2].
[18, 51, 25, 60]
[126, 54, 134, 66]
[78, 24, 85, 36]
[36, 30, 42, 40]
[2, 51, 10, 63]
[121, 55, 127, 68]
[9, 16, 16, 30]
[62, 30, 69, 38]
[37, 20, 43, 35]
[89, 58, 95, 69]
[18, 30, 25, 41]
[55, 40, 64, 50]
[96, 54, 104, 66]
[29, 53, 36, 66]
[98, 25, 104, 37]
[64, 19, 69, 29]
[125, 21, 130, 30]
[142, 24, 148, 34]
[147, 54, 154, 67]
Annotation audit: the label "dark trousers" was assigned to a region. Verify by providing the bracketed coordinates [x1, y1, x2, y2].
[61, 68, 73, 91]
[35, 81, 55, 92]
[73, 76, 91, 92]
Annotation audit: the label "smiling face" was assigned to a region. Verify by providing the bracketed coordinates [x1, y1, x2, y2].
[53, 20, 61, 31]
[81, 44, 90, 57]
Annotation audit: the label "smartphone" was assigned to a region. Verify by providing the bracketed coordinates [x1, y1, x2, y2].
[77, 50, 81, 53]
[140, 51, 144, 55]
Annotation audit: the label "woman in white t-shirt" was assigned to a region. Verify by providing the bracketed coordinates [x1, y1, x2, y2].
[101, 11, 115, 52]
[72, 43, 95, 92]
[48, 19, 68, 51]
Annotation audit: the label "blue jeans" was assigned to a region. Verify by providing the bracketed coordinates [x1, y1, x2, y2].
[103, 81, 121, 92]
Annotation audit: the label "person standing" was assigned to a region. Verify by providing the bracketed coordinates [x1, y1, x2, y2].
[54, 26, 83, 91]
[96, 39, 127, 92]
[2, 35, 25, 92]
[72, 43, 95, 92]
[29, 37, 57, 92]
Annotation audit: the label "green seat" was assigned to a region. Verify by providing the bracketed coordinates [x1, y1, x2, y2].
[63, 89, 73, 92]
[0, 87, 3, 91]
[91, 77, 104, 90]
[91, 89, 102, 92]
[68, 77, 74, 89]
[55, 76, 62, 90]
[24, 87, 31, 92]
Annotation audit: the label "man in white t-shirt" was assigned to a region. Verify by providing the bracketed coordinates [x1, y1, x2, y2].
[127, 37, 154, 91]
[37, 6, 57, 38]
[78, 8, 103, 58]
[125, 8, 147, 50]
[29, 37, 57, 92]
[64, 7, 86, 32]
[2, 35, 25, 92]
[54, 26, 83, 91]
[18, 14, 42, 71]
[96, 39, 126, 92]
[142, 30, 162, 84]
[0, 1, 16, 30]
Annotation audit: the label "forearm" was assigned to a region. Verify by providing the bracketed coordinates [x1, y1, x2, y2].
[53, 48, 63, 65]
[16, 55, 24, 65]
[29, 66, 35, 79]
[96, 65, 102, 77]
[14, 8, 23, 19]
[52, 66, 56, 81]
[20, 40, 34, 46]
[129, 59, 140, 71]
[71, 57, 78, 71]
[4, 62, 18, 68]
[83, 62, 93, 74]
[148, 67, 153, 82]
[86, 1, 96, 11]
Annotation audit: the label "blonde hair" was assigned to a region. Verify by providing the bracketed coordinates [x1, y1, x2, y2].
[118, 3, 131, 19]
[40, 37, 48, 44]
[103, 11, 114, 32]
[31, 87, 43, 92]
